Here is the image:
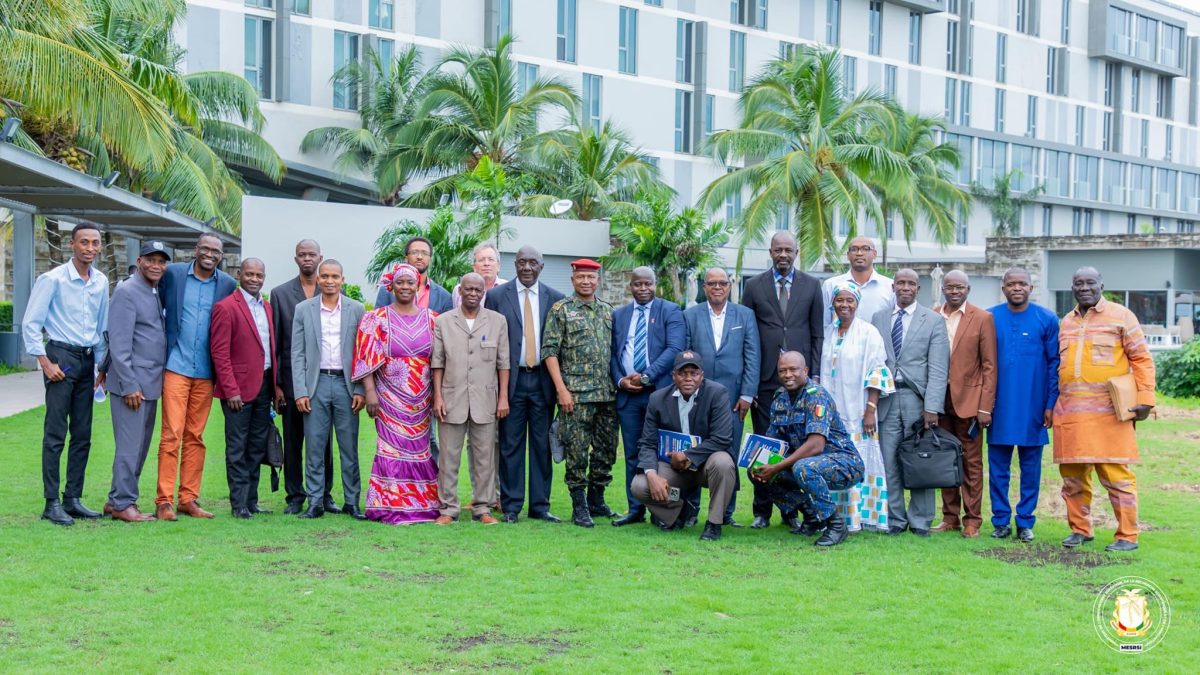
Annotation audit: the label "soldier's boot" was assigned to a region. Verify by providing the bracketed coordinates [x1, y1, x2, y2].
[587, 487, 619, 518]
[570, 490, 594, 528]
[815, 513, 849, 547]
[790, 512, 826, 536]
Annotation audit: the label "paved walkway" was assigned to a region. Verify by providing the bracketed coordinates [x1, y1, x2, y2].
[0, 371, 45, 419]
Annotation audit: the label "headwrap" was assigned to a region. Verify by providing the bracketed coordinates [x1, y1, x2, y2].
[379, 262, 419, 289]
[830, 280, 863, 327]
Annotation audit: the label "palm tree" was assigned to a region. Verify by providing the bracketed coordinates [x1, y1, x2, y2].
[971, 169, 1045, 238]
[365, 206, 480, 292]
[398, 34, 577, 207]
[455, 155, 525, 247]
[523, 118, 670, 221]
[300, 43, 429, 204]
[699, 46, 904, 270]
[865, 109, 971, 267]
[603, 194, 729, 305]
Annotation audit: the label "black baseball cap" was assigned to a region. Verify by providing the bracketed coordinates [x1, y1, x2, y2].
[139, 240, 171, 260]
[673, 350, 703, 372]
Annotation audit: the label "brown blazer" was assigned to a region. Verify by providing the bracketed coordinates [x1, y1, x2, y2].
[937, 302, 998, 419]
[431, 307, 510, 425]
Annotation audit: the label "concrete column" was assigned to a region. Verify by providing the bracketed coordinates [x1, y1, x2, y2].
[12, 210, 34, 329]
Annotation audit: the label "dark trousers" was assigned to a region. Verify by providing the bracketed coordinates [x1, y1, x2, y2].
[498, 369, 554, 515]
[223, 371, 274, 511]
[750, 387, 796, 523]
[686, 413, 744, 520]
[616, 390, 652, 512]
[41, 342, 95, 500]
[280, 369, 333, 507]
[989, 444, 1043, 529]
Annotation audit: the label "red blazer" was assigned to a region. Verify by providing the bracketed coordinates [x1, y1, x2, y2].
[937, 302, 998, 419]
[210, 290, 278, 400]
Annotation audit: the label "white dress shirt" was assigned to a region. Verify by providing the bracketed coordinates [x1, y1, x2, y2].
[708, 301, 727, 351]
[518, 283, 541, 367]
[319, 297, 342, 370]
[241, 289, 271, 370]
[822, 270, 895, 329]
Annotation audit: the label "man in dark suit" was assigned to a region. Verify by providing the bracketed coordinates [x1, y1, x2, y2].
[485, 245, 565, 523]
[629, 351, 736, 540]
[682, 267, 760, 526]
[103, 241, 170, 522]
[739, 230, 823, 530]
[270, 239, 337, 515]
[372, 236, 453, 313]
[210, 258, 279, 520]
[609, 267, 686, 527]
[155, 234, 237, 520]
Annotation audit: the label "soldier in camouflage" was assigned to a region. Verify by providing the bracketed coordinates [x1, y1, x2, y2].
[542, 259, 619, 527]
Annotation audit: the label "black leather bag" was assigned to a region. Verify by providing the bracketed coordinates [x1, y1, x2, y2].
[898, 420, 964, 490]
[264, 414, 285, 492]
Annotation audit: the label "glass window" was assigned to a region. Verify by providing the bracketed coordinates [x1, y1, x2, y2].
[244, 17, 272, 100]
[498, 0, 511, 39]
[868, 1, 882, 56]
[956, 206, 968, 244]
[843, 55, 857, 100]
[1127, 291, 1166, 326]
[946, 19, 959, 72]
[1011, 144, 1036, 190]
[1071, 208, 1093, 235]
[674, 90, 692, 153]
[826, 0, 841, 46]
[1127, 213, 1137, 234]
[246, 0, 272, 7]
[1130, 165, 1152, 207]
[1026, 95, 1038, 138]
[731, 0, 768, 29]
[557, 0, 577, 63]
[945, 133, 971, 185]
[1135, 15, 1158, 62]
[958, 80, 971, 126]
[1139, 119, 1149, 158]
[1130, 69, 1141, 112]
[1156, 75, 1173, 119]
[908, 12, 922, 65]
[369, 0, 394, 30]
[1046, 47, 1064, 95]
[645, 0, 662, 5]
[517, 62, 538, 97]
[1156, 168, 1178, 210]
[1042, 204, 1053, 236]
[1074, 105, 1085, 147]
[1108, 6, 1133, 55]
[730, 31, 746, 92]
[1102, 111, 1113, 152]
[995, 34, 1007, 83]
[333, 31, 359, 111]
[704, 94, 715, 143]
[1181, 173, 1199, 213]
[1074, 155, 1098, 200]
[757, 0, 769, 30]
[1165, 124, 1173, 161]
[676, 20, 694, 84]
[995, 89, 1006, 133]
[291, 0, 310, 15]
[378, 38, 394, 67]
[884, 64, 897, 98]
[725, 170, 743, 222]
[780, 41, 797, 60]
[1103, 159, 1127, 205]
[1161, 23, 1183, 69]
[1103, 63, 1115, 106]
[1044, 149, 1070, 197]
[581, 74, 602, 133]
[1060, 0, 1071, 43]
[977, 139, 1007, 186]
[618, 7, 638, 75]
[944, 78, 957, 122]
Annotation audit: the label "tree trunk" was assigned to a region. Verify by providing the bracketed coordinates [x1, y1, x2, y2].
[880, 207, 891, 269]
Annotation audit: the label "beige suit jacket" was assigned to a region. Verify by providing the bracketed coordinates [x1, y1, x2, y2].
[432, 307, 510, 424]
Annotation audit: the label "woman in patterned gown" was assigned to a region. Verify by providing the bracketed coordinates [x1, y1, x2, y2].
[353, 263, 440, 524]
[819, 281, 895, 533]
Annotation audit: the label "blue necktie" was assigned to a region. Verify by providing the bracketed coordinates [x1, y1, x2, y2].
[891, 309, 905, 358]
[633, 305, 648, 372]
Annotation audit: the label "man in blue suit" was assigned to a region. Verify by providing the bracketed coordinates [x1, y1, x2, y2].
[610, 267, 686, 526]
[682, 267, 760, 526]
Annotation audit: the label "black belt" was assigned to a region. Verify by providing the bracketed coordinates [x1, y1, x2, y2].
[320, 369, 344, 376]
[895, 379, 914, 391]
[518, 365, 541, 373]
[48, 340, 94, 356]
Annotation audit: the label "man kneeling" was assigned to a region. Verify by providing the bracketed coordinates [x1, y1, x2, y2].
[751, 352, 864, 547]
[630, 352, 736, 541]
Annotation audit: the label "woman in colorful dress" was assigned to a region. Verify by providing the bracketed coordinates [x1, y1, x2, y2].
[819, 281, 894, 533]
[353, 263, 440, 524]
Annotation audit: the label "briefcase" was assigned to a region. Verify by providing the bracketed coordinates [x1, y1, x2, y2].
[898, 421, 963, 490]
[264, 416, 285, 492]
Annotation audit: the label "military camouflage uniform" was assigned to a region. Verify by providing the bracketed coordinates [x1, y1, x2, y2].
[541, 295, 618, 492]
[763, 382, 864, 520]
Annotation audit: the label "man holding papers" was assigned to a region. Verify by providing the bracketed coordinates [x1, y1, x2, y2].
[629, 352, 736, 541]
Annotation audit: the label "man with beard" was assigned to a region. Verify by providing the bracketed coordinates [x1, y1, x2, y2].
[373, 237, 453, 314]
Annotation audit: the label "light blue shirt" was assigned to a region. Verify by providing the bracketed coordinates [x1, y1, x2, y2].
[621, 299, 654, 376]
[21, 259, 109, 364]
[166, 264, 217, 379]
[241, 289, 271, 370]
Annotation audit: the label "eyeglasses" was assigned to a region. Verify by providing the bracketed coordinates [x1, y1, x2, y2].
[408, 250, 432, 259]
[704, 281, 730, 288]
[197, 246, 223, 257]
[848, 246, 875, 254]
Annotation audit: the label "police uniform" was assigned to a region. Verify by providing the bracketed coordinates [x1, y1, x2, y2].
[540, 272, 618, 514]
[763, 382, 864, 522]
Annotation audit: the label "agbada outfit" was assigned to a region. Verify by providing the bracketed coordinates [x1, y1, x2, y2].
[1053, 299, 1156, 544]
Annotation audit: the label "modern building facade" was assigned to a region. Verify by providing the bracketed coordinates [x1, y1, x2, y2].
[178, 0, 1200, 320]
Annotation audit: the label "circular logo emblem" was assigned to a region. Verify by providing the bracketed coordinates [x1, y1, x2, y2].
[1092, 576, 1171, 653]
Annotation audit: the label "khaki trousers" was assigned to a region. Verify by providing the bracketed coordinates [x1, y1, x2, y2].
[438, 420, 497, 518]
[630, 452, 736, 527]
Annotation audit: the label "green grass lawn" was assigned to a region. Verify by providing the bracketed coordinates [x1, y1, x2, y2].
[0, 399, 1196, 672]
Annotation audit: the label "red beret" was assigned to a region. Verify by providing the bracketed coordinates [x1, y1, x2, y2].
[570, 258, 602, 270]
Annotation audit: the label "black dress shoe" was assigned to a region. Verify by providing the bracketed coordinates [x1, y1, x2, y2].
[41, 499, 74, 526]
[284, 503, 303, 515]
[1017, 527, 1034, 543]
[910, 528, 930, 538]
[1062, 532, 1094, 548]
[991, 525, 1012, 539]
[63, 497, 101, 519]
[700, 522, 722, 541]
[672, 502, 697, 530]
[723, 516, 743, 528]
[528, 511, 561, 523]
[887, 525, 907, 536]
[232, 507, 253, 519]
[250, 505, 272, 514]
[612, 508, 646, 527]
[322, 499, 342, 514]
[782, 515, 801, 531]
[298, 505, 324, 519]
[502, 512, 519, 524]
[750, 516, 770, 529]
[343, 505, 367, 520]
[815, 513, 849, 547]
[1105, 540, 1138, 552]
[682, 514, 698, 529]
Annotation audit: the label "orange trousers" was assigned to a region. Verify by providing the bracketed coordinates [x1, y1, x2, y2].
[156, 371, 215, 506]
[1059, 462, 1138, 543]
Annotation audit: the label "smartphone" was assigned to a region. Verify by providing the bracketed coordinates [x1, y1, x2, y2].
[967, 419, 979, 439]
[668, 487, 680, 502]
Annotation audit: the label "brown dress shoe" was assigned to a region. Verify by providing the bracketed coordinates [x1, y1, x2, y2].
[475, 513, 499, 525]
[156, 503, 177, 521]
[111, 506, 155, 522]
[962, 525, 981, 538]
[103, 502, 115, 516]
[932, 522, 962, 533]
[435, 515, 455, 525]
[178, 501, 214, 519]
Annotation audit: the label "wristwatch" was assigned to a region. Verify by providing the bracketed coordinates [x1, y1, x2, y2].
[638, 373, 653, 388]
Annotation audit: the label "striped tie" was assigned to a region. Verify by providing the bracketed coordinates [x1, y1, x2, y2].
[891, 309, 905, 358]
[633, 305, 648, 372]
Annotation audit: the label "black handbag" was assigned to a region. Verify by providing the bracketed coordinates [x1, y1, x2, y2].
[264, 414, 285, 492]
[898, 420, 964, 490]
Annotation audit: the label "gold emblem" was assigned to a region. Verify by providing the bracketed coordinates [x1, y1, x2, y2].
[1111, 588, 1151, 637]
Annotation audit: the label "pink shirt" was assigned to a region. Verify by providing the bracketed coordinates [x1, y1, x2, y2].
[319, 298, 342, 370]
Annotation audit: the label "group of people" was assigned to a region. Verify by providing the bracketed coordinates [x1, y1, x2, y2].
[23, 223, 1157, 552]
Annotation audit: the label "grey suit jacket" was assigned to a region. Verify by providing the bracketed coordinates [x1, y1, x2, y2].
[291, 295, 366, 400]
[104, 272, 167, 400]
[682, 302, 761, 403]
[871, 303, 950, 415]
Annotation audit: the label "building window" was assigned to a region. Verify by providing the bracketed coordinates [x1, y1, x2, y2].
[1127, 213, 1137, 234]
[958, 80, 971, 126]
[674, 90, 692, 153]
[1074, 105, 1085, 147]
[333, 31, 359, 110]
[369, 0, 394, 30]
[884, 64, 897, 98]
[826, 0, 841, 46]
[1026, 95, 1037, 138]
[956, 216, 968, 245]
[1071, 208, 1093, 235]
[246, 0, 272, 7]
[1060, 0, 1070, 43]
[780, 41, 797, 60]
[725, 170, 742, 222]
[557, 0, 577, 63]
[704, 94, 715, 143]
[1016, 0, 1038, 37]
[1103, 63, 1115, 107]
[498, 0, 512, 39]
[908, 12, 921, 65]
[291, 0, 310, 15]
[944, 78, 957, 122]
[1042, 205, 1053, 236]
[1102, 112, 1113, 152]
[1045, 149, 1069, 197]
[676, 20, 694, 84]
[730, 31, 746, 92]
[1130, 69, 1141, 112]
[646, 0, 662, 5]
[581, 74, 602, 133]
[842, 55, 857, 100]
[378, 38, 394, 66]
[1131, 164, 1152, 207]
[868, 1, 883, 56]
[977, 139, 1007, 186]
[995, 34, 1007, 83]
[1074, 155, 1098, 200]
[1181, 220, 1196, 234]
[1046, 47, 1063, 95]
[994, 89, 1006, 133]
[1164, 124, 1173, 161]
[517, 62, 538, 97]
[1135, 15, 1158, 62]
[1152, 216, 1163, 233]
[1183, 173, 1200, 213]
[1012, 144, 1036, 190]
[244, 17, 272, 100]
[1161, 23, 1184, 69]
[1156, 168, 1178, 210]
[1108, 6, 1133, 55]
[1139, 119, 1149, 158]
[731, 0, 768, 29]
[946, 18, 959, 72]
[946, 133, 972, 185]
[1156, 76, 1173, 119]
[1103, 158, 1127, 204]
[618, 7, 638, 75]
